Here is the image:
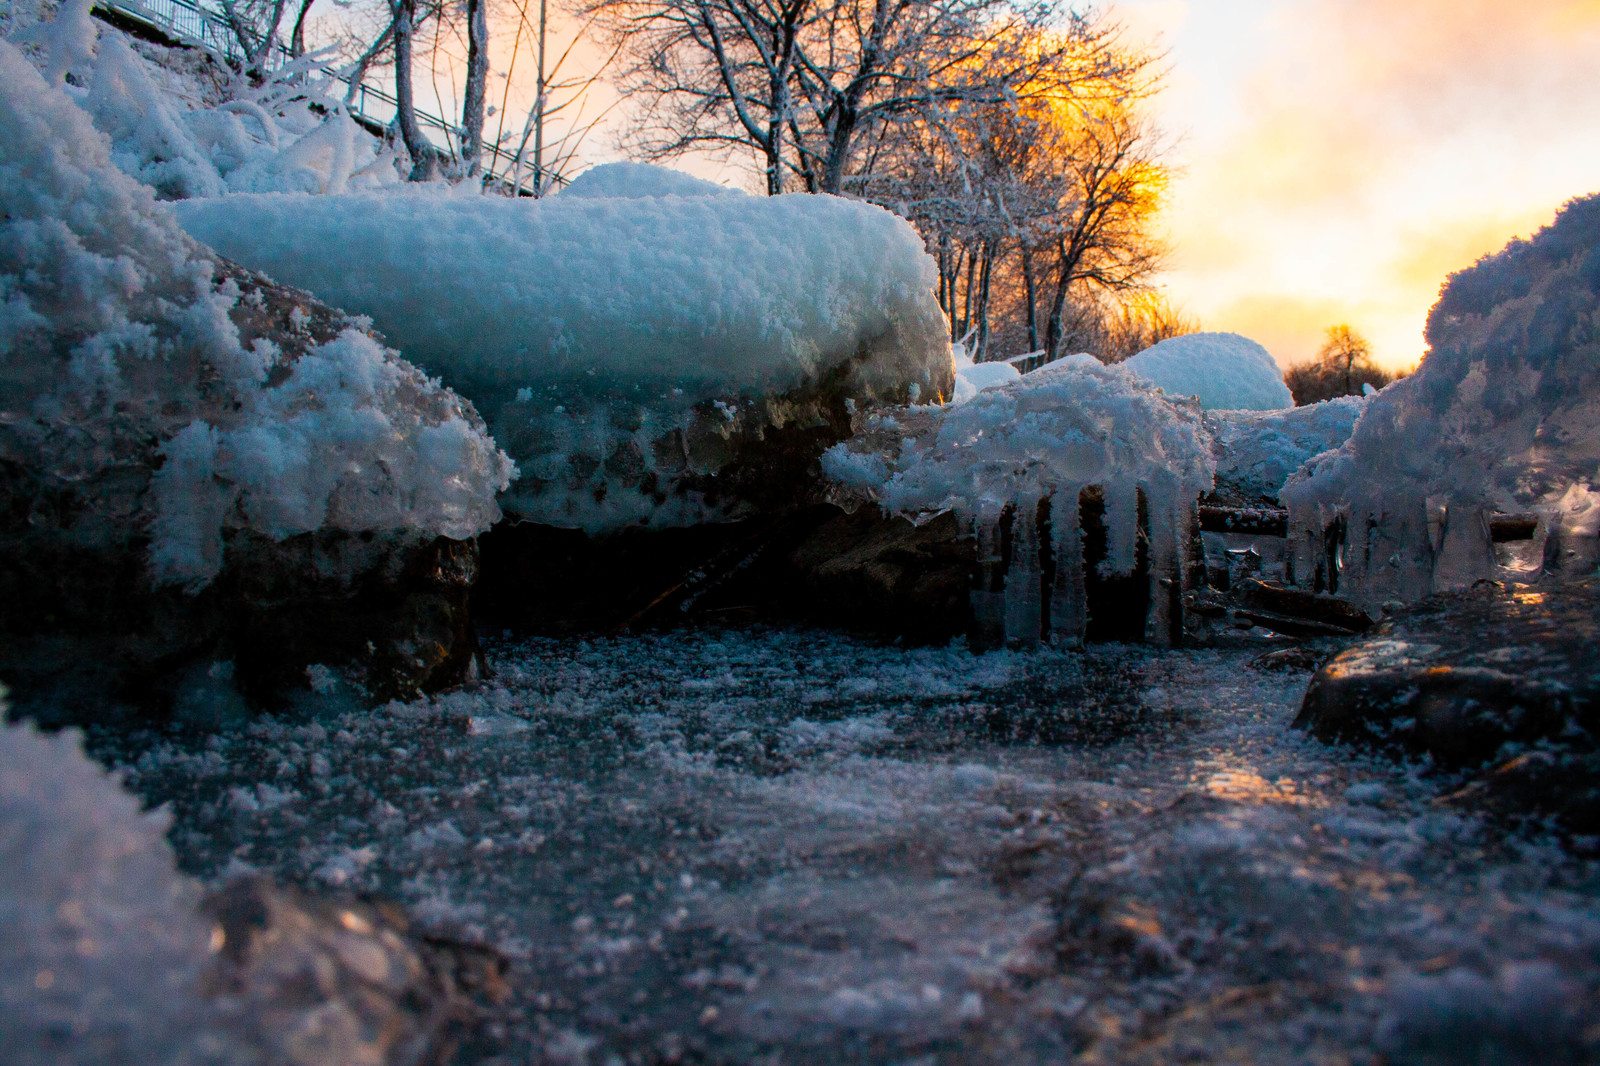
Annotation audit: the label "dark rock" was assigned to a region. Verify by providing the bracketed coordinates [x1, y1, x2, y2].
[1295, 580, 1600, 824]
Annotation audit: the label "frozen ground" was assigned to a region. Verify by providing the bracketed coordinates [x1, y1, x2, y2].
[89, 628, 1600, 1065]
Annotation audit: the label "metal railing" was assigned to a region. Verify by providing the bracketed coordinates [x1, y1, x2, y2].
[95, 0, 544, 194]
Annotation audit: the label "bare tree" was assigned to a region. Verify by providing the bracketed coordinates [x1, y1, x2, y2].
[219, 0, 290, 80]
[460, 0, 491, 173]
[1283, 324, 1398, 404]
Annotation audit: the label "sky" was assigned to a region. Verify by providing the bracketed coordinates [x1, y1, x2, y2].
[1109, 0, 1600, 371]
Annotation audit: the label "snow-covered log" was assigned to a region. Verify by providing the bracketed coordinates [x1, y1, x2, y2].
[171, 186, 953, 530]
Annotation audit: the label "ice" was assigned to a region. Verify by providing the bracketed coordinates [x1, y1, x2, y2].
[558, 161, 744, 199]
[173, 188, 950, 529]
[1123, 331, 1294, 411]
[824, 355, 1215, 646]
[0, 41, 513, 587]
[0, 710, 226, 1065]
[1207, 394, 1368, 504]
[1281, 193, 1600, 605]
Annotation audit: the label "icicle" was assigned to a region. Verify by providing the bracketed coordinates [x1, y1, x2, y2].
[1048, 486, 1085, 647]
[1003, 496, 1042, 648]
[969, 510, 1006, 649]
[1102, 487, 1139, 576]
[1142, 485, 1181, 646]
[1431, 501, 1497, 592]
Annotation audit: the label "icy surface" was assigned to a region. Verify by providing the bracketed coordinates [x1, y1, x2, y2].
[1123, 331, 1294, 411]
[1207, 395, 1368, 505]
[91, 628, 1600, 1065]
[173, 189, 950, 528]
[1282, 194, 1600, 604]
[559, 161, 743, 199]
[824, 356, 1214, 645]
[0, 714, 224, 1065]
[0, 41, 512, 586]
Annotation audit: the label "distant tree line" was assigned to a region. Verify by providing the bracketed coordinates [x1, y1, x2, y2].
[1283, 325, 1402, 405]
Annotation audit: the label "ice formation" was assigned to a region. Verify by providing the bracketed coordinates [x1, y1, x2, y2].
[7, 0, 402, 200]
[1281, 193, 1600, 605]
[0, 711, 224, 1065]
[0, 40, 513, 588]
[1207, 395, 1368, 505]
[173, 189, 951, 529]
[823, 355, 1215, 647]
[559, 161, 743, 199]
[1122, 331, 1293, 411]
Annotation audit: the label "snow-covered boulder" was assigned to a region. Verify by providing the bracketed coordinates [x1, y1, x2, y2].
[0, 40, 513, 702]
[559, 161, 743, 199]
[1123, 332, 1293, 411]
[172, 187, 953, 531]
[1282, 193, 1600, 605]
[821, 356, 1215, 647]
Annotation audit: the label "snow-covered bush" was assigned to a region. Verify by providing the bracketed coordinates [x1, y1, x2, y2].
[0, 39, 513, 588]
[173, 188, 952, 529]
[0, 710, 225, 1065]
[1281, 193, 1600, 604]
[1123, 331, 1293, 411]
[822, 355, 1215, 645]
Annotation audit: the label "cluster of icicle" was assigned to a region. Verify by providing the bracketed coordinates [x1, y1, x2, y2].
[1281, 193, 1600, 609]
[823, 354, 1216, 647]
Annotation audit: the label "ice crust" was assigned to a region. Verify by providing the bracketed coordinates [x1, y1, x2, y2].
[0, 713, 223, 1065]
[0, 40, 512, 587]
[1281, 194, 1600, 604]
[823, 355, 1215, 646]
[172, 189, 951, 529]
[1123, 331, 1293, 411]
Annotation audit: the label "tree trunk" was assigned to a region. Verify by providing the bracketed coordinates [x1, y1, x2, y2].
[1021, 244, 1038, 352]
[289, 0, 314, 56]
[461, 0, 490, 176]
[393, 0, 437, 181]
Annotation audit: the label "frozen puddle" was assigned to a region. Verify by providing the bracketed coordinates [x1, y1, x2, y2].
[101, 629, 1600, 1064]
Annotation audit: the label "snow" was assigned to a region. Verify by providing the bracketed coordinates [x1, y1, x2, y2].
[823, 355, 1215, 645]
[1207, 394, 1368, 504]
[559, 161, 744, 199]
[172, 188, 950, 529]
[0, 711, 223, 1065]
[949, 343, 1023, 403]
[1123, 331, 1293, 411]
[0, 40, 512, 587]
[1281, 193, 1600, 604]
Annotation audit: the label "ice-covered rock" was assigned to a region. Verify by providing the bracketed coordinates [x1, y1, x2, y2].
[1281, 193, 1600, 605]
[173, 188, 952, 530]
[0, 40, 513, 703]
[822, 355, 1215, 647]
[1123, 332, 1293, 412]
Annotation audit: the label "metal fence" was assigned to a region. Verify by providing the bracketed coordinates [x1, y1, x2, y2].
[96, 0, 540, 193]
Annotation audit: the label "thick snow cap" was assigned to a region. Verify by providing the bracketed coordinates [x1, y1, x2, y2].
[559, 161, 743, 199]
[1123, 332, 1293, 411]
[0, 41, 513, 588]
[1281, 192, 1600, 603]
[173, 189, 951, 529]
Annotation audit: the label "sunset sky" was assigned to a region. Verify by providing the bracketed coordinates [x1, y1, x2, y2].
[1112, 0, 1600, 371]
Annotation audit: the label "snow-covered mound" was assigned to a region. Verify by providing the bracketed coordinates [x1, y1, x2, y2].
[0, 40, 512, 588]
[823, 355, 1215, 646]
[1282, 193, 1600, 604]
[9, 0, 400, 200]
[1123, 332, 1293, 411]
[560, 161, 743, 199]
[0, 714, 223, 1064]
[1207, 395, 1368, 505]
[950, 346, 1022, 403]
[174, 189, 951, 529]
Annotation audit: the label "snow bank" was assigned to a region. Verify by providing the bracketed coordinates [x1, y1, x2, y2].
[560, 161, 743, 199]
[823, 355, 1214, 646]
[173, 189, 951, 529]
[9, 0, 401, 200]
[1123, 332, 1292, 411]
[1281, 194, 1600, 603]
[1207, 395, 1368, 505]
[0, 713, 222, 1064]
[0, 40, 512, 587]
